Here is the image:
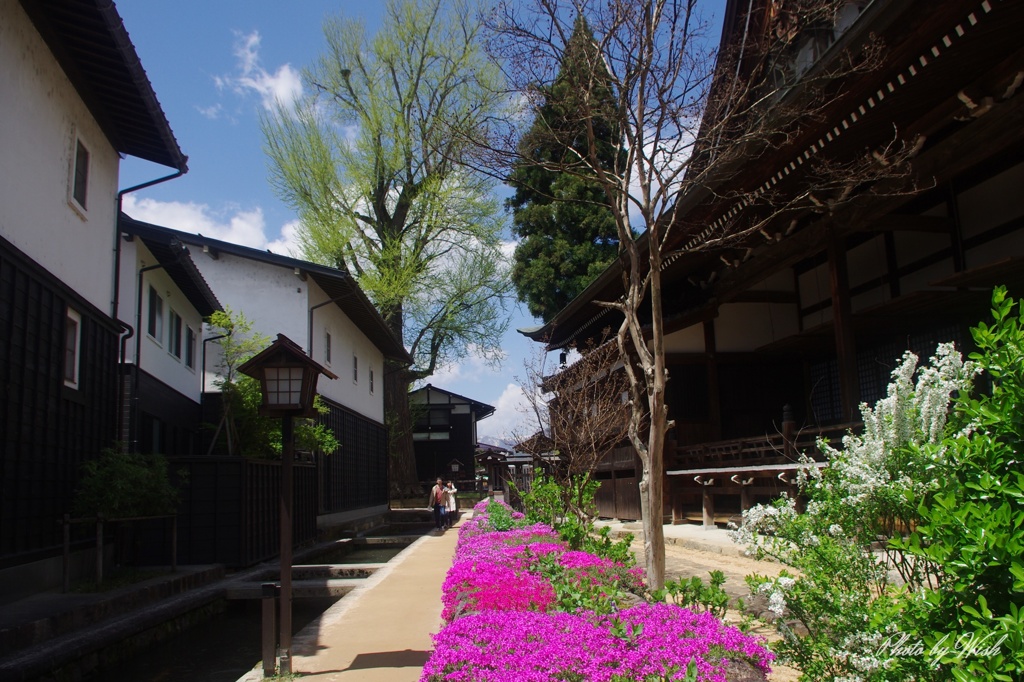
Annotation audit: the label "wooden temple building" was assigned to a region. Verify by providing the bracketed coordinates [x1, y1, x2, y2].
[521, 0, 1024, 524]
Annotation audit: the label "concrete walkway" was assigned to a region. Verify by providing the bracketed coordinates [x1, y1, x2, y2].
[246, 523, 459, 682]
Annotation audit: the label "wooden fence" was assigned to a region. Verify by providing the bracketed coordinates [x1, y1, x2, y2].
[136, 456, 317, 567]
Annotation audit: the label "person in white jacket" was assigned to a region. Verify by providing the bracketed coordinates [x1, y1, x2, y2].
[444, 481, 458, 528]
[427, 478, 446, 531]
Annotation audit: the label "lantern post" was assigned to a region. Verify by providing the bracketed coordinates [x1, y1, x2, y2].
[239, 334, 336, 674]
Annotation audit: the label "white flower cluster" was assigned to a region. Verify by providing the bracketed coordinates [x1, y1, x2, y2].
[815, 343, 977, 507]
[756, 575, 795, 618]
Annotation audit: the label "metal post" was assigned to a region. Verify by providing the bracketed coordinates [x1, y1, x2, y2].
[279, 415, 294, 674]
[262, 582, 279, 677]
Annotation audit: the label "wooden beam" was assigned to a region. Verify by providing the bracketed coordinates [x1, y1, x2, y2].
[867, 215, 953, 233]
[704, 320, 722, 441]
[728, 290, 799, 304]
[828, 229, 860, 423]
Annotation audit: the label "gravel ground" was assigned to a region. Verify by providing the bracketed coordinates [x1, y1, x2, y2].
[631, 538, 802, 682]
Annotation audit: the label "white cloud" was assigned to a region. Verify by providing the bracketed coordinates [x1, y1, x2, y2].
[501, 239, 517, 260]
[477, 382, 537, 443]
[195, 103, 223, 120]
[215, 30, 303, 114]
[266, 219, 302, 257]
[122, 195, 299, 256]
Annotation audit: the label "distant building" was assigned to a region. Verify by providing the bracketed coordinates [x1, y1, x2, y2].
[409, 384, 494, 488]
[124, 221, 412, 524]
[117, 218, 221, 456]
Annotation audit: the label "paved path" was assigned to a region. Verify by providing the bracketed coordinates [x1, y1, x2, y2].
[250, 523, 459, 682]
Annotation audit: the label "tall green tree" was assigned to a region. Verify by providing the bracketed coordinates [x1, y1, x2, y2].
[507, 17, 622, 321]
[263, 0, 511, 495]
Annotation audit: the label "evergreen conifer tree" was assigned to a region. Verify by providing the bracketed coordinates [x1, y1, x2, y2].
[507, 17, 622, 321]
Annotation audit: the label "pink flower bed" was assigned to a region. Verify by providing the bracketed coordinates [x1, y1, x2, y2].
[423, 607, 773, 682]
[422, 501, 773, 681]
[440, 559, 556, 620]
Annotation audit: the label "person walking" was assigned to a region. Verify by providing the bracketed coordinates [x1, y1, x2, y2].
[444, 480, 458, 528]
[427, 478, 446, 531]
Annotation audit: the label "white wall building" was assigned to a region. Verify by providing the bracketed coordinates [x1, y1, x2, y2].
[0, 0, 188, 590]
[118, 220, 411, 520]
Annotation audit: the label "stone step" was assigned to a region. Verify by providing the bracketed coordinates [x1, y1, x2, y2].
[225, 578, 365, 600]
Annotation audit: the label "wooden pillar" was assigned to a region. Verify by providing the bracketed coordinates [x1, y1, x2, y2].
[703, 321, 722, 440]
[697, 477, 715, 528]
[782, 404, 796, 460]
[827, 230, 860, 422]
[733, 475, 755, 512]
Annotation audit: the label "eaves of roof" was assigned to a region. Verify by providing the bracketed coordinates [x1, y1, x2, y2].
[119, 214, 220, 317]
[19, 0, 187, 171]
[127, 220, 412, 363]
[410, 384, 496, 421]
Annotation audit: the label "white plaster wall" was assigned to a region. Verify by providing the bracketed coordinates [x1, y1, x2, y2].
[663, 323, 705, 353]
[309, 286, 385, 423]
[194, 252, 384, 423]
[117, 240, 205, 402]
[714, 302, 799, 352]
[0, 0, 120, 313]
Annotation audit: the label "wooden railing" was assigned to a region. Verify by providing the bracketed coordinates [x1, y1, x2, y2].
[670, 422, 859, 471]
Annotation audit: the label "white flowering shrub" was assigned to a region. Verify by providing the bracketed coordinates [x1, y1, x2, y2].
[734, 341, 978, 681]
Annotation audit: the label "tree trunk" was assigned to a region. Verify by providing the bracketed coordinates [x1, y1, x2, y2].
[385, 361, 420, 498]
[644, 231, 669, 590]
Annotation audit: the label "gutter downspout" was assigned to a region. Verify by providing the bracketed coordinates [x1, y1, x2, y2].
[113, 169, 186, 320]
[308, 296, 351, 358]
[131, 255, 185, 452]
[113, 169, 186, 451]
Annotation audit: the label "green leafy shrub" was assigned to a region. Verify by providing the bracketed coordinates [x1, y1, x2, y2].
[656, 571, 731, 620]
[73, 448, 182, 518]
[517, 473, 633, 562]
[735, 287, 1024, 681]
[894, 286, 1024, 679]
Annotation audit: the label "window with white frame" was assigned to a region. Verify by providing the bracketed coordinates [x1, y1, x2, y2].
[64, 308, 81, 388]
[169, 310, 183, 359]
[147, 286, 163, 343]
[69, 138, 90, 212]
[369, 367, 374, 395]
[324, 330, 332, 365]
[352, 354, 359, 383]
[185, 326, 196, 369]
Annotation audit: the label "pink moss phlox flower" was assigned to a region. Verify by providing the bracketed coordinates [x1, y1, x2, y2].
[441, 559, 555, 621]
[454, 523, 560, 559]
[423, 610, 624, 682]
[603, 603, 775, 681]
[423, 606, 774, 681]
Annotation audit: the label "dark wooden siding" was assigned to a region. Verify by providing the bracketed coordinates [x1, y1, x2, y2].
[593, 446, 643, 521]
[318, 398, 388, 513]
[128, 368, 202, 456]
[0, 238, 118, 566]
[157, 456, 317, 567]
[413, 412, 475, 484]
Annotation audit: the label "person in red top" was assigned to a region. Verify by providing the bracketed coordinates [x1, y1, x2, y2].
[427, 478, 446, 531]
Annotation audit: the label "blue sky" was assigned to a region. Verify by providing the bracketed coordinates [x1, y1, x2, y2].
[116, 0, 544, 444]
